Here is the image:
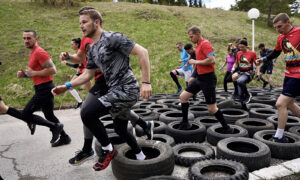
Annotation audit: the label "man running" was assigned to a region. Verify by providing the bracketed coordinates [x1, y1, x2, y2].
[53, 7, 152, 170]
[170, 42, 193, 94]
[14, 30, 68, 145]
[179, 26, 232, 133]
[257, 13, 300, 143]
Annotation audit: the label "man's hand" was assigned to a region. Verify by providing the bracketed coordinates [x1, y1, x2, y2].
[17, 69, 25, 78]
[188, 59, 197, 65]
[51, 85, 68, 96]
[26, 67, 34, 77]
[178, 59, 183, 63]
[59, 52, 69, 61]
[256, 58, 263, 64]
[140, 84, 152, 99]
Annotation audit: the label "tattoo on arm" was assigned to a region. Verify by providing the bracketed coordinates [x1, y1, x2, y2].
[42, 59, 55, 69]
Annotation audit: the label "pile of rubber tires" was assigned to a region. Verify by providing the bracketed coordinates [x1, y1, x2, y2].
[94, 88, 300, 180]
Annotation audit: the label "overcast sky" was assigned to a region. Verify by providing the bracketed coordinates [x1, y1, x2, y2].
[203, 0, 237, 10]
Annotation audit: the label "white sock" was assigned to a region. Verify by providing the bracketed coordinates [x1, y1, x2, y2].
[69, 89, 82, 103]
[274, 128, 284, 139]
[136, 150, 146, 160]
[102, 143, 113, 152]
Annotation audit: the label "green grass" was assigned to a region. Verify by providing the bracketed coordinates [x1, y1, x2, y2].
[1, 0, 300, 108]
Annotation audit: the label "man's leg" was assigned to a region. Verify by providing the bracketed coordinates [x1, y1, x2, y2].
[237, 75, 250, 110]
[267, 74, 273, 91]
[170, 70, 182, 94]
[260, 66, 269, 88]
[232, 73, 239, 100]
[130, 111, 154, 140]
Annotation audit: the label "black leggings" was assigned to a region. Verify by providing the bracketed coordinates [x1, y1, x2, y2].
[80, 97, 141, 154]
[223, 71, 232, 92]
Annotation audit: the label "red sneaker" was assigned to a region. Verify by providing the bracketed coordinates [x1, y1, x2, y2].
[93, 147, 116, 171]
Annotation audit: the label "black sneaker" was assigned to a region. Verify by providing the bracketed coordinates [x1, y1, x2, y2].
[50, 123, 64, 143]
[52, 135, 71, 147]
[75, 102, 83, 109]
[232, 93, 240, 101]
[244, 92, 252, 104]
[27, 123, 36, 135]
[221, 127, 234, 134]
[241, 103, 249, 111]
[269, 85, 273, 92]
[263, 81, 269, 88]
[145, 121, 154, 140]
[178, 121, 192, 130]
[272, 135, 289, 143]
[93, 147, 116, 171]
[69, 149, 95, 166]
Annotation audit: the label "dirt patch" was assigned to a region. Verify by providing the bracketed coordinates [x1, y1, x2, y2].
[135, 10, 161, 21]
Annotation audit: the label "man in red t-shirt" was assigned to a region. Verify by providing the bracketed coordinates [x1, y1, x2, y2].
[179, 26, 232, 133]
[10, 30, 69, 145]
[257, 13, 300, 143]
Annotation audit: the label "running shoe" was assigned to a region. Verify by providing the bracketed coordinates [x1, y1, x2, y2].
[93, 147, 116, 171]
[176, 87, 183, 94]
[244, 92, 252, 104]
[69, 149, 95, 166]
[52, 135, 71, 147]
[178, 121, 192, 130]
[272, 135, 289, 143]
[263, 81, 269, 88]
[50, 123, 64, 143]
[221, 127, 234, 134]
[145, 121, 154, 140]
[27, 123, 36, 135]
[269, 85, 273, 92]
[241, 103, 249, 111]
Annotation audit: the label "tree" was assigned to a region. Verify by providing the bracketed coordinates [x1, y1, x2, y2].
[231, 0, 299, 27]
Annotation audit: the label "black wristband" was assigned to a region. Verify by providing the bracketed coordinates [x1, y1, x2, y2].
[142, 81, 151, 84]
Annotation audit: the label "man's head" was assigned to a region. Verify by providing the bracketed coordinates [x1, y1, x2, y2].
[23, 30, 38, 49]
[184, 43, 194, 55]
[273, 13, 292, 35]
[235, 38, 240, 48]
[239, 39, 248, 52]
[176, 42, 183, 51]
[187, 26, 201, 44]
[79, 7, 103, 38]
[258, 43, 265, 51]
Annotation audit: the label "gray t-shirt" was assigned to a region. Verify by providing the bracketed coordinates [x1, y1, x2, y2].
[86, 31, 138, 89]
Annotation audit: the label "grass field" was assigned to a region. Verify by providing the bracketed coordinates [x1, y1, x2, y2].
[1, 0, 300, 108]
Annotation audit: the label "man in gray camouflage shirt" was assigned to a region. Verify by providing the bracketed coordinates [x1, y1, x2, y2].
[52, 7, 152, 171]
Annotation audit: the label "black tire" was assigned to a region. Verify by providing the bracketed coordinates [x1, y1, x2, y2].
[133, 108, 160, 121]
[288, 126, 300, 137]
[249, 108, 277, 119]
[166, 94, 180, 99]
[189, 159, 249, 180]
[140, 134, 176, 147]
[235, 118, 275, 137]
[111, 140, 175, 180]
[146, 104, 168, 110]
[195, 116, 219, 128]
[251, 96, 277, 106]
[189, 105, 210, 118]
[152, 108, 177, 116]
[247, 103, 273, 110]
[166, 121, 206, 143]
[173, 143, 215, 167]
[94, 133, 126, 157]
[216, 137, 271, 171]
[217, 99, 235, 109]
[171, 101, 200, 110]
[253, 130, 300, 160]
[133, 101, 156, 109]
[104, 121, 133, 134]
[159, 110, 194, 124]
[99, 114, 114, 123]
[221, 108, 249, 124]
[132, 108, 152, 116]
[157, 99, 180, 108]
[267, 115, 300, 130]
[136, 121, 167, 137]
[141, 175, 184, 180]
[206, 124, 249, 146]
[148, 94, 167, 102]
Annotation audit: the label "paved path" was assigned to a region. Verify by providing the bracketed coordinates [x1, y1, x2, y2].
[0, 109, 299, 180]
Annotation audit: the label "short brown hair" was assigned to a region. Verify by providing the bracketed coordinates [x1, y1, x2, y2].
[188, 26, 201, 34]
[273, 13, 290, 24]
[79, 7, 103, 26]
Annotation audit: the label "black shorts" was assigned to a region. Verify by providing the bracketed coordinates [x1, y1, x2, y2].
[282, 76, 300, 98]
[260, 63, 273, 74]
[185, 72, 216, 104]
[76, 72, 82, 76]
[191, 69, 197, 78]
[89, 75, 108, 97]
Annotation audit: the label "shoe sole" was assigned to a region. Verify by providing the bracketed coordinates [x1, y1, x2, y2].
[52, 139, 71, 147]
[70, 154, 95, 166]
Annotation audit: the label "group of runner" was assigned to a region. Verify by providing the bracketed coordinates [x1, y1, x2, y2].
[0, 7, 299, 172]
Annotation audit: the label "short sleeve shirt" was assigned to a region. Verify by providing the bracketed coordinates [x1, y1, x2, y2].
[28, 46, 52, 85]
[195, 39, 215, 75]
[274, 27, 300, 78]
[260, 48, 273, 66]
[86, 31, 137, 88]
[236, 50, 256, 72]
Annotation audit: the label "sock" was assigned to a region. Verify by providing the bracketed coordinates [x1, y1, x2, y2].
[69, 89, 82, 103]
[170, 71, 181, 89]
[233, 82, 238, 95]
[181, 103, 189, 123]
[274, 128, 284, 139]
[262, 78, 267, 83]
[214, 109, 229, 130]
[136, 150, 146, 160]
[82, 138, 93, 152]
[102, 143, 113, 152]
[7, 107, 23, 120]
[135, 118, 147, 130]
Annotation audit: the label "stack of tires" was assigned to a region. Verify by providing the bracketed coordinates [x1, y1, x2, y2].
[93, 88, 300, 180]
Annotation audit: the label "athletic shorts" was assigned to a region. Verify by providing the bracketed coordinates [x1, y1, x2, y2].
[0, 96, 2, 101]
[185, 72, 217, 104]
[176, 69, 192, 82]
[98, 81, 139, 120]
[191, 69, 197, 78]
[282, 76, 300, 98]
[238, 70, 255, 82]
[89, 75, 108, 97]
[260, 63, 273, 74]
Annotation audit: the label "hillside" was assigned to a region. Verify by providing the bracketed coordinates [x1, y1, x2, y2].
[0, 0, 299, 108]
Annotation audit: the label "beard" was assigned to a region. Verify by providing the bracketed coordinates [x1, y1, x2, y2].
[85, 24, 97, 38]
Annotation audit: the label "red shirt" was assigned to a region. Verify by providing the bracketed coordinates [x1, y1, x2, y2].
[80, 36, 103, 80]
[28, 46, 53, 85]
[195, 39, 215, 75]
[274, 27, 300, 78]
[236, 50, 256, 71]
